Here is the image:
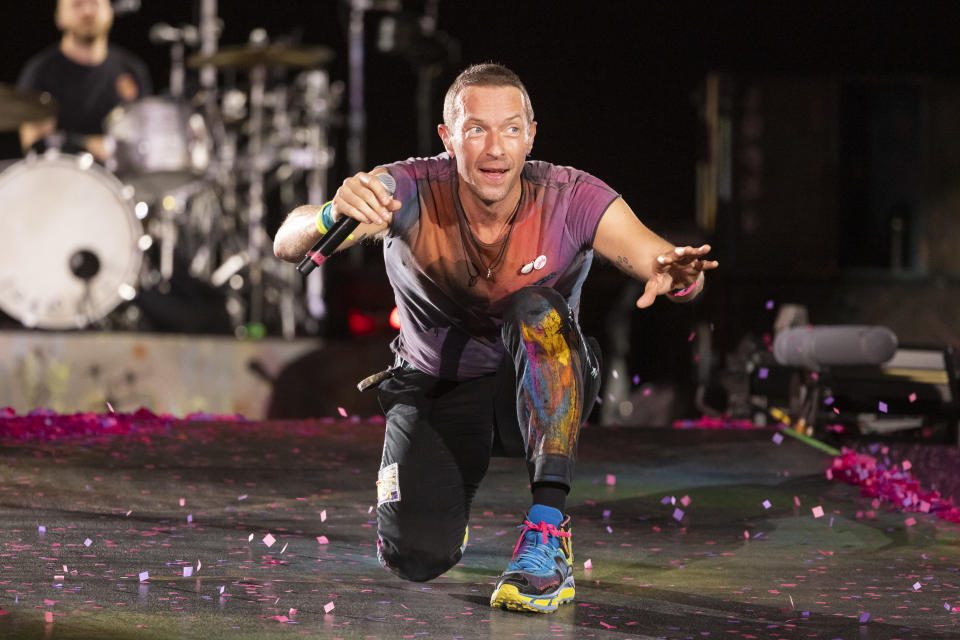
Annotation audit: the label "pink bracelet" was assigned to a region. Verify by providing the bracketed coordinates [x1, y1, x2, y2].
[668, 275, 702, 298]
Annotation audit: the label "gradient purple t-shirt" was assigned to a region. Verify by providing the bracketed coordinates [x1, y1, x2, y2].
[381, 153, 619, 380]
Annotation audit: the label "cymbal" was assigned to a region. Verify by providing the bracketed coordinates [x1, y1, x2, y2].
[188, 44, 335, 70]
[0, 83, 57, 131]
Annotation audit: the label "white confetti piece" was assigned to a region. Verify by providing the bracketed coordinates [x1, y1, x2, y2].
[583, 558, 593, 569]
[324, 601, 335, 614]
[179, 498, 185, 507]
[38, 525, 46, 534]
[248, 533, 254, 542]
[139, 571, 149, 582]
[913, 581, 922, 591]
[183, 567, 193, 577]
[187, 514, 193, 524]
[84, 538, 92, 547]
[263, 533, 276, 547]
[219, 586, 225, 595]
[320, 510, 327, 522]
[281, 543, 288, 554]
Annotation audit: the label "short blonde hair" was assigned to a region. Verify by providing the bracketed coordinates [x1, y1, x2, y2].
[442, 63, 534, 129]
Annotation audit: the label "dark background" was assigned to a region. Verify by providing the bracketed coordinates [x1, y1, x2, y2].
[4, 1, 960, 419]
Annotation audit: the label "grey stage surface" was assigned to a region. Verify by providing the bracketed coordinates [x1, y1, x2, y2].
[0, 416, 958, 639]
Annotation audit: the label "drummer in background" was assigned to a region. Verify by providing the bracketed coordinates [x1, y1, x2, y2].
[17, 0, 151, 162]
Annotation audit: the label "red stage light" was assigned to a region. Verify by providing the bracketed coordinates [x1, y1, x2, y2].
[388, 307, 401, 330]
[347, 308, 378, 336]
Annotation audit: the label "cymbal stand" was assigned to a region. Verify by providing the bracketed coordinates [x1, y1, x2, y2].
[246, 59, 268, 327]
[301, 70, 336, 331]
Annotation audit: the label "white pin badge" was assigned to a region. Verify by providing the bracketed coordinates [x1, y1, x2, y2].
[533, 255, 547, 270]
[520, 261, 534, 274]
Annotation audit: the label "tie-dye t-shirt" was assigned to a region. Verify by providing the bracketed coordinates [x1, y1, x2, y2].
[380, 153, 619, 380]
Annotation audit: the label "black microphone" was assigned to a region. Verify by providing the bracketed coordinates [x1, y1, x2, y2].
[772, 325, 898, 370]
[296, 173, 396, 276]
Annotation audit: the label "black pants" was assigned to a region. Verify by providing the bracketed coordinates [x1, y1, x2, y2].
[375, 287, 601, 582]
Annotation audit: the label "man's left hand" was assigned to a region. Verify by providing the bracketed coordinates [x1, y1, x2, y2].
[635, 244, 719, 309]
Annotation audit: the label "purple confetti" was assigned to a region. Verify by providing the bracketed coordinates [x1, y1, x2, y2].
[758, 368, 769, 379]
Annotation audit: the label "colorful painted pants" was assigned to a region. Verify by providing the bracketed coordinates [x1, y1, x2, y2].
[375, 287, 601, 582]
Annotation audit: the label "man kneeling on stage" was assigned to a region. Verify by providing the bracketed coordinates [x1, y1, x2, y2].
[274, 62, 718, 613]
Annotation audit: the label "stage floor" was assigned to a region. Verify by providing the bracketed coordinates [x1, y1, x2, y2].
[0, 417, 957, 639]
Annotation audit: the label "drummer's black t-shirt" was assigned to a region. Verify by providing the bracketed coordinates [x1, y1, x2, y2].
[16, 44, 152, 137]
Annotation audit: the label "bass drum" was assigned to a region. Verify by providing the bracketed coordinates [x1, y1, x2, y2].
[0, 153, 144, 329]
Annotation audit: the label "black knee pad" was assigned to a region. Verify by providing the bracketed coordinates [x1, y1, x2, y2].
[377, 536, 460, 583]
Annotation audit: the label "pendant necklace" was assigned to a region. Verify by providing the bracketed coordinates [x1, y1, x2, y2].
[458, 184, 523, 286]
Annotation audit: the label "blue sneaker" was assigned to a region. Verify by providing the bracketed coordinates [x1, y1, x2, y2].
[489, 505, 574, 613]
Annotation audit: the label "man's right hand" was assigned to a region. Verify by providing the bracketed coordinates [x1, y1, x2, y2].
[332, 170, 402, 226]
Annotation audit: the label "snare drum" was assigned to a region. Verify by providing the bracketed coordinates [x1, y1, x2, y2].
[105, 97, 210, 200]
[0, 153, 144, 329]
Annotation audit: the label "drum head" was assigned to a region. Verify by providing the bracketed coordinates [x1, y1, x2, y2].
[0, 154, 143, 328]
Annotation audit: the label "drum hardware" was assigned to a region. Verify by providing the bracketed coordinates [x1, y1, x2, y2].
[0, 82, 58, 131]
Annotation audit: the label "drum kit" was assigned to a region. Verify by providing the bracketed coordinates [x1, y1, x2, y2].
[0, 29, 341, 338]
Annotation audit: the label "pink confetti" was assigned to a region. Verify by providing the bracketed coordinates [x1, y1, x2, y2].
[263, 533, 276, 547]
[743, 530, 749, 539]
[583, 558, 593, 569]
[902, 460, 912, 471]
[317, 535, 329, 544]
[812, 506, 824, 518]
[324, 601, 335, 614]
[179, 498, 185, 506]
[688, 332, 696, 342]
[905, 517, 917, 527]
[44, 611, 53, 623]
[794, 496, 801, 507]
[909, 392, 917, 403]
[680, 495, 691, 507]
[605, 474, 616, 486]
[337, 407, 348, 418]
[106, 402, 115, 413]
[138, 571, 149, 582]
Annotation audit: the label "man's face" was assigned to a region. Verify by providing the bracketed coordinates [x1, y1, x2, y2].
[56, 0, 113, 43]
[439, 85, 536, 208]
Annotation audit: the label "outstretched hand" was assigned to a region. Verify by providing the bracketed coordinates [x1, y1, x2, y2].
[635, 244, 719, 309]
